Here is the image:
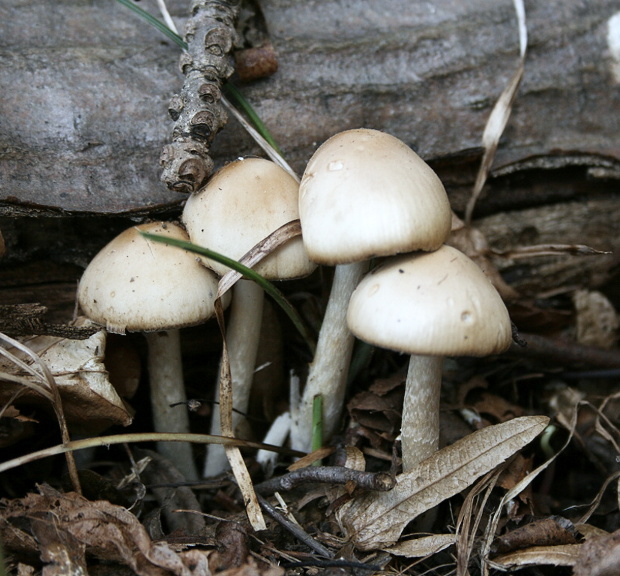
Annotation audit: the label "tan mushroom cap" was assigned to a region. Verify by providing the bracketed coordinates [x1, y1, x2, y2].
[299, 129, 452, 265]
[182, 157, 316, 280]
[78, 222, 223, 334]
[347, 245, 513, 357]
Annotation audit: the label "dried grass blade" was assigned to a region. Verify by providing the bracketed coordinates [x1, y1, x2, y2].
[497, 243, 612, 258]
[217, 220, 302, 295]
[214, 298, 267, 531]
[0, 331, 81, 492]
[465, 0, 527, 225]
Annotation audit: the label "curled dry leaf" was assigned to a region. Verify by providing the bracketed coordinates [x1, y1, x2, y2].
[448, 214, 519, 302]
[573, 289, 619, 349]
[336, 415, 549, 551]
[573, 528, 620, 576]
[0, 319, 132, 434]
[0, 484, 211, 576]
[491, 544, 581, 569]
[385, 533, 457, 558]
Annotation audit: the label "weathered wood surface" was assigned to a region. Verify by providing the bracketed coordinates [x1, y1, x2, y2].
[1, 0, 619, 321]
[0, 0, 618, 214]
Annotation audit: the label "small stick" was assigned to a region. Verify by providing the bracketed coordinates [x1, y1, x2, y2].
[509, 333, 620, 369]
[255, 466, 395, 496]
[256, 495, 333, 558]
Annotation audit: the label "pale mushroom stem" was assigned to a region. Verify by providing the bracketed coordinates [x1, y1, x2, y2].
[203, 279, 264, 477]
[144, 329, 199, 481]
[290, 261, 368, 452]
[401, 354, 443, 472]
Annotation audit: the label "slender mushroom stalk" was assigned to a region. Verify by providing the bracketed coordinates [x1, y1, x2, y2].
[144, 329, 195, 473]
[347, 245, 513, 471]
[290, 262, 367, 452]
[293, 129, 452, 452]
[182, 158, 316, 476]
[78, 222, 224, 481]
[401, 355, 443, 467]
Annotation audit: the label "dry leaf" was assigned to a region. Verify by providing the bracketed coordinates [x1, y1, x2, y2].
[336, 416, 549, 551]
[0, 484, 211, 575]
[491, 544, 581, 569]
[574, 529, 620, 576]
[385, 534, 457, 558]
[573, 289, 619, 349]
[492, 516, 578, 555]
[0, 320, 132, 433]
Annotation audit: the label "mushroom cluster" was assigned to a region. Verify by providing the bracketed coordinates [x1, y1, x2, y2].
[293, 128, 512, 470]
[76, 129, 512, 481]
[291, 128, 452, 452]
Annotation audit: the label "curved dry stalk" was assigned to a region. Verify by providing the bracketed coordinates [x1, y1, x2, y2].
[464, 0, 527, 225]
[0, 331, 81, 493]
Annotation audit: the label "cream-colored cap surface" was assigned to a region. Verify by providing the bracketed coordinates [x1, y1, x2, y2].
[182, 158, 316, 280]
[347, 245, 512, 356]
[299, 129, 452, 264]
[78, 222, 221, 334]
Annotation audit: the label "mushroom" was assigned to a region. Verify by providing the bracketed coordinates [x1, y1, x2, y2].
[78, 221, 224, 480]
[292, 128, 452, 452]
[346, 244, 513, 471]
[182, 157, 316, 476]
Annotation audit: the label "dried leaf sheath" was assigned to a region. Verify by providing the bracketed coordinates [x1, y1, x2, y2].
[160, 0, 241, 193]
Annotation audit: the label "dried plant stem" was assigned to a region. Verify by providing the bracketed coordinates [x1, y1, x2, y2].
[255, 466, 395, 495]
[204, 280, 264, 477]
[464, 0, 527, 225]
[0, 332, 81, 493]
[257, 495, 333, 558]
[0, 432, 304, 475]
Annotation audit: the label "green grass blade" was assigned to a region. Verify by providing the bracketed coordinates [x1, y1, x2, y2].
[141, 232, 316, 354]
[223, 83, 283, 154]
[114, 0, 187, 49]
[113, 0, 282, 153]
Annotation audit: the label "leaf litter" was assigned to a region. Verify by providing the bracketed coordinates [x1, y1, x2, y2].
[3, 0, 620, 574]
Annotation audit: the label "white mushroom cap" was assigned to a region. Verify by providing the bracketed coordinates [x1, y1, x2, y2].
[299, 129, 452, 265]
[347, 245, 513, 356]
[182, 158, 316, 280]
[78, 222, 223, 334]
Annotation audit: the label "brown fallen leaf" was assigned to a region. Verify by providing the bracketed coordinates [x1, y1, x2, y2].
[491, 515, 578, 555]
[491, 543, 581, 569]
[336, 415, 549, 551]
[573, 528, 620, 576]
[0, 484, 210, 576]
[384, 533, 457, 558]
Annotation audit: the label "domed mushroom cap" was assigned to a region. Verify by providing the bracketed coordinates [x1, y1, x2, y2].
[78, 222, 222, 334]
[182, 158, 316, 280]
[347, 245, 512, 357]
[299, 129, 452, 265]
